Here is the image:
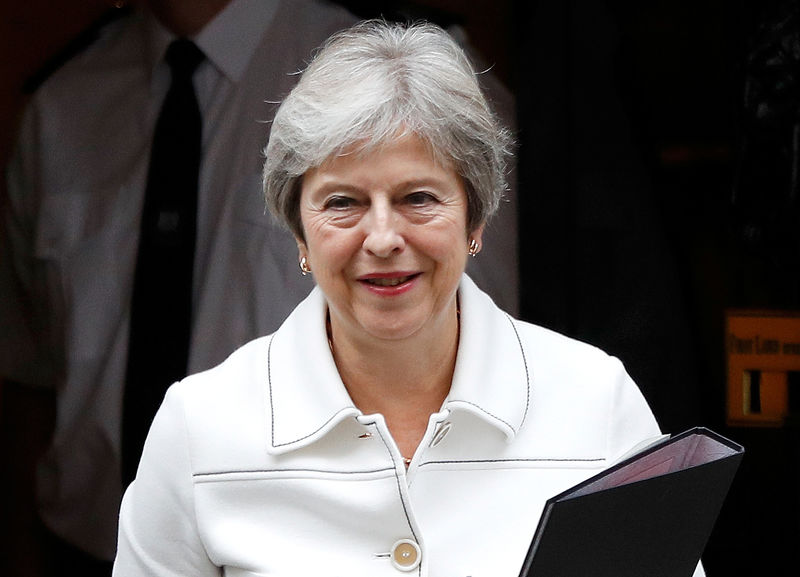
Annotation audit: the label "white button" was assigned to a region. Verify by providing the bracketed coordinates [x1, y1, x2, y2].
[429, 421, 452, 447]
[391, 539, 421, 571]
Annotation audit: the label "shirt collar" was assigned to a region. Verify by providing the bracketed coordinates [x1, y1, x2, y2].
[266, 275, 531, 455]
[142, 0, 279, 84]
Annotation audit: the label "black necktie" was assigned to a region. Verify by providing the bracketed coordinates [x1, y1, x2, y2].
[122, 39, 204, 486]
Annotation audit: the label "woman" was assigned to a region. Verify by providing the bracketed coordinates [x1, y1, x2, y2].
[114, 20, 696, 576]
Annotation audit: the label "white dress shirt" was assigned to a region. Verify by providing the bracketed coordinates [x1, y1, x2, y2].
[0, 0, 520, 560]
[114, 276, 703, 576]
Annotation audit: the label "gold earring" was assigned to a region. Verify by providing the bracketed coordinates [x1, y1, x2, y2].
[468, 238, 480, 257]
[299, 256, 311, 275]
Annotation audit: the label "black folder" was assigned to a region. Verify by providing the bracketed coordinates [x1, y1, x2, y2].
[518, 427, 744, 577]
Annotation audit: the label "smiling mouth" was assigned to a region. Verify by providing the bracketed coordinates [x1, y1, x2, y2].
[363, 275, 416, 287]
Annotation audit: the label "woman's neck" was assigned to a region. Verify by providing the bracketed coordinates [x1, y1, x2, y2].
[328, 306, 460, 459]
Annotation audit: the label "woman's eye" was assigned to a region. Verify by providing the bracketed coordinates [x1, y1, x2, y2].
[324, 196, 356, 210]
[405, 191, 437, 206]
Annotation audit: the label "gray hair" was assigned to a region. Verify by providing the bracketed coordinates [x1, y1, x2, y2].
[263, 19, 513, 240]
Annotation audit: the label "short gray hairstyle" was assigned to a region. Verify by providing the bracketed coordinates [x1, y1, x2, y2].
[263, 19, 513, 240]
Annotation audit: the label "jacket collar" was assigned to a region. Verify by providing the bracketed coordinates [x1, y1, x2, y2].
[446, 275, 531, 438]
[266, 275, 530, 454]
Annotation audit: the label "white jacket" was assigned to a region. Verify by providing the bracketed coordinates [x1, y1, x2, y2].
[115, 275, 684, 576]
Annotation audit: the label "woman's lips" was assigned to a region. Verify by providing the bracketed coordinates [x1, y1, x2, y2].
[363, 275, 414, 287]
[358, 272, 420, 293]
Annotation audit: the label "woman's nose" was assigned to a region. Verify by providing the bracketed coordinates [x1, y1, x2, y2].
[362, 202, 405, 258]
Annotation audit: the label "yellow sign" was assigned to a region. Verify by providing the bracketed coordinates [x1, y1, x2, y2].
[726, 310, 800, 427]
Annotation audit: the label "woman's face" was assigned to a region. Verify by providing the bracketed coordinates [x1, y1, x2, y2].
[297, 134, 483, 346]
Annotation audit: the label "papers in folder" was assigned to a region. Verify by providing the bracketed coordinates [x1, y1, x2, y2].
[518, 427, 744, 577]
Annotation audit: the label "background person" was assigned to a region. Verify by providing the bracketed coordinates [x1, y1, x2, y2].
[0, 2, 357, 575]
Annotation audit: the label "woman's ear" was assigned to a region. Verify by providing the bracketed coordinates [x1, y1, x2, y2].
[296, 237, 308, 261]
[470, 223, 486, 246]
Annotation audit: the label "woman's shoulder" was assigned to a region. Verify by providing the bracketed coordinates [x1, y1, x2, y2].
[511, 317, 618, 365]
[170, 335, 272, 400]
[510, 317, 632, 404]
[158, 335, 276, 472]
[462, 274, 626, 377]
[162, 335, 273, 435]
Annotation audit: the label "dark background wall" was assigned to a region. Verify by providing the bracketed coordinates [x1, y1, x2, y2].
[1, 0, 798, 574]
[513, 1, 800, 575]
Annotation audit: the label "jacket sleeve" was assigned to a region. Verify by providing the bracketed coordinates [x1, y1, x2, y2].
[605, 356, 662, 461]
[605, 357, 707, 577]
[113, 386, 220, 577]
